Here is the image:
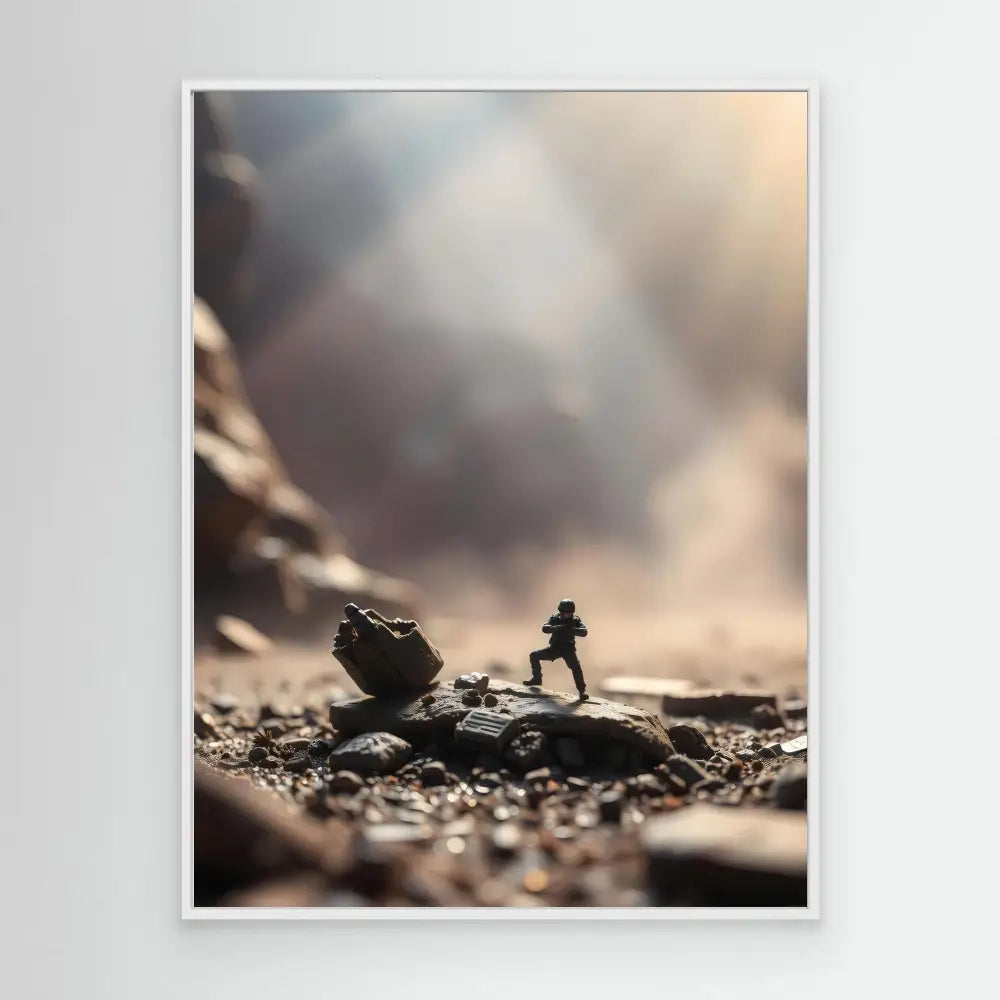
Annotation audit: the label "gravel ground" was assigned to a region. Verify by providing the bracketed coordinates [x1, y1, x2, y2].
[193, 640, 807, 908]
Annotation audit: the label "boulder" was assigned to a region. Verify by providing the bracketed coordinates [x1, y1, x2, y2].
[331, 605, 443, 697]
[330, 680, 674, 763]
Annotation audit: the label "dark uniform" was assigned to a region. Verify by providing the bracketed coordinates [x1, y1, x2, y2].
[526, 602, 589, 698]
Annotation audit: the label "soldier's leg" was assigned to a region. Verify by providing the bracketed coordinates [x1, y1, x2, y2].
[563, 649, 589, 699]
[524, 647, 556, 685]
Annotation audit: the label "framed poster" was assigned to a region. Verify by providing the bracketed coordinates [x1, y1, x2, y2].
[183, 82, 817, 917]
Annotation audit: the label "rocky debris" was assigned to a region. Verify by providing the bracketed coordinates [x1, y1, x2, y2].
[328, 733, 412, 775]
[667, 724, 714, 760]
[641, 804, 807, 906]
[750, 703, 783, 729]
[455, 672, 489, 694]
[461, 689, 483, 707]
[454, 710, 519, 753]
[483, 693, 498, 707]
[331, 605, 443, 697]
[330, 680, 674, 763]
[504, 730, 549, 772]
[328, 770, 365, 794]
[781, 734, 808, 756]
[193, 677, 808, 907]
[772, 762, 808, 810]
[554, 737, 585, 769]
[661, 690, 778, 722]
[214, 614, 272, 655]
[600, 676, 695, 698]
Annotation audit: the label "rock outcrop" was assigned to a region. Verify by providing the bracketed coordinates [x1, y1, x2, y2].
[330, 680, 674, 763]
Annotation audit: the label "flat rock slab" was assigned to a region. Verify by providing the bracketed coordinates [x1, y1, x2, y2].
[661, 690, 778, 722]
[330, 680, 674, 762]
[599, 675, 695, 698]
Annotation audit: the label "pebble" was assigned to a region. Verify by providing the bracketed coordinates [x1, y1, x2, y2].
[283, 753, 311, 774]
[461, 689, 483, 707]
[281, 738, 311, 755]
[247, 746, 268, 764]
[455, 672, 490, 694]
[750, 704, 783, 729]
[419, 761, 448, 787]
[505, 730, 549, 772]
[328, 770, 365, 794]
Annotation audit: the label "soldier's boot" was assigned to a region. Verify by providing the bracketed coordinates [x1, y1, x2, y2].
[523, 650, 543, 686]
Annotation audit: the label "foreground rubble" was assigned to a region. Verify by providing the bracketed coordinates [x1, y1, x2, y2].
[193, 670, 808, 908]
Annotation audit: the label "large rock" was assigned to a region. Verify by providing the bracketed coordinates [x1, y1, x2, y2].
[331, 605, 443, 697]
[641, 804, 807, 906]
[330, 681, 674, 762]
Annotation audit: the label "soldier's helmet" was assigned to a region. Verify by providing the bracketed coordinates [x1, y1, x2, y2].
[557, 598, 576, 614]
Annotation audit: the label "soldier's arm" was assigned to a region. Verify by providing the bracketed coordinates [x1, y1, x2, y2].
[572, 619, 588, 637]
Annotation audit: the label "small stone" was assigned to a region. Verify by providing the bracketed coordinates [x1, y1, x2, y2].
[421, 693, 436, 706]
[525, 767, 553, 784]
[780, 734, 808, 756]
[667, 724, 714, 760]
[307, 739, 333, 759]
[328, 732, 413, 775]
[419, 761, 448, 787]
[566, 776, 591, 791]
[554, 737, 585, 769]
[283, 753, 311, 774]
[483, 693, 498, 707]
[280, 738, 311, 755]
[724, 760, 744, 780]
[598, 790, 624, 822]
[258, 756, 281, 770]
[751, 704, 783, 729]
[772, 762, 808, 810]
[455, 672, 489, 694]
[462, 689, 483, 707]
[328, 770, 365, 794]
[247, 746, 268, 764]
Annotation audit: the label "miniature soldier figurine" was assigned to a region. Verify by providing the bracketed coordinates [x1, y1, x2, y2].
[525, 598, 589, 700]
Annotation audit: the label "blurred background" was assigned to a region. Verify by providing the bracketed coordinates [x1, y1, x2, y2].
[193, 89, 808, 697]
